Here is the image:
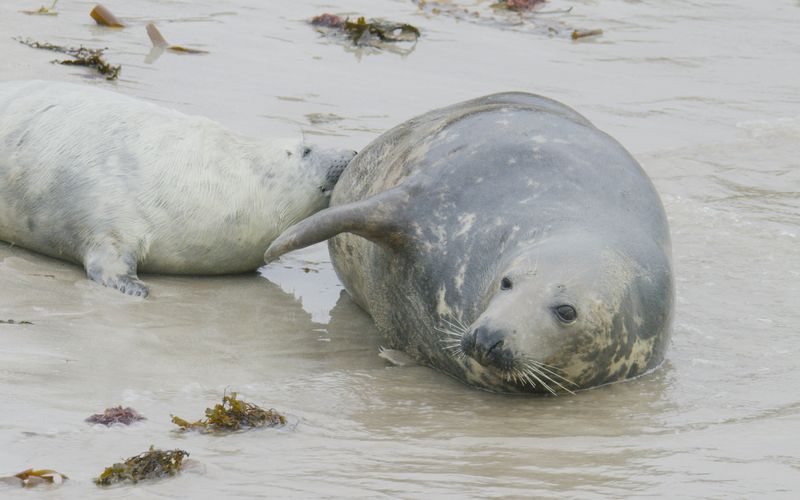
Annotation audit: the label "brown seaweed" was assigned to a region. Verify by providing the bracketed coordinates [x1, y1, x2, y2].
[414, 0, 592, 39]
[172, 392, 285, 433]
[15, 38, 120, 80]
[90, 4, 124, 27]
[86, 406, 146, 426]
[571, 28, 604, 40]
[146, 23, 209, 54]
[0, 469, 68, 488]
[491, 0, 546, 11]
[94, 446, 188, 486]
[311, 14, 420, 47]
[21, 0, 59, 16]
[310, 13, 344, 29]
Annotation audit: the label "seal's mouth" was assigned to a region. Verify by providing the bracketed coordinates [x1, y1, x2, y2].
[461, 326, 517, 372]
[436, 318, 577, 395]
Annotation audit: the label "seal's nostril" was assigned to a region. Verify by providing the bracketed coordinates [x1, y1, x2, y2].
[466, 327, 509, 367]
[487, 339, 504, 356]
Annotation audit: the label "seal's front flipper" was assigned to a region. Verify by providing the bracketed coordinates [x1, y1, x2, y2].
[264, 185, 412, 263]
[84, 244, 149, 297]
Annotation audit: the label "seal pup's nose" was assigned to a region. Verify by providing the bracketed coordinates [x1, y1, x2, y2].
[462, 326, 513, 369]
[325, 150, 357, 188]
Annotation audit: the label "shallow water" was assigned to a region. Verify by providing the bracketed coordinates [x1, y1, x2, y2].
[1, 0, 799, 497]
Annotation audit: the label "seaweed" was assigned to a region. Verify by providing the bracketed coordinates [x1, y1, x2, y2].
[491, 0, 546, 11]
[146, 23, 209, 54]
[344, 17, 420, 44]
[0, 469, 68, 488]
[94, 446, 188, 486]
[21, 0, 59, 16]
[311, 14, 420, 47]
[15, 38, 121, 80]
[90, 4, 124, 28]
[86, 406, 146, 426]
[0, 319, 33, 325]
[414, 0, 593, 39]
[171, 392, 285, 433]
[310, 13, 344, 29]
[305, 112, 344, 125]
[571, 28, 603, 40]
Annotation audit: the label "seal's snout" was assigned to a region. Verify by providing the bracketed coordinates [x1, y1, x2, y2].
[462, 326, 514, 369]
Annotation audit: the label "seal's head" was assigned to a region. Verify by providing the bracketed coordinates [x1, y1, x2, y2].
[286, 141, 355, 198]
[456, 233, 673, 395]
[269, 141, 356, 225]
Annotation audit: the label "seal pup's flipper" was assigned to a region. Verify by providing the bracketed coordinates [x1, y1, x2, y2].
[84, 242, 148, 297]
[264, 185, 411, 263]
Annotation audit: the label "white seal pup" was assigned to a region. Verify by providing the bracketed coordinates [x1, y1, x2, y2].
[264, 92, 674, 394]
[0, 80, 355, 297]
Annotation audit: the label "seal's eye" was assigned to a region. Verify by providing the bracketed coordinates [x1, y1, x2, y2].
[555, 305, 577, 323]
[302, 147, 312, 158]
[500, 277, 513, 290]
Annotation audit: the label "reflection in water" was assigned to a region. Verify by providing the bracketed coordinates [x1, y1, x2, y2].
[144, 46, 166, 64]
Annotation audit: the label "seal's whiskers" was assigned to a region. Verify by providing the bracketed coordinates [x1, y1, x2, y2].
[435, 317, 469, 362]
[523, 361, 576, 395]
[529, 361, 579, 388]
[522, 367, 557, 395]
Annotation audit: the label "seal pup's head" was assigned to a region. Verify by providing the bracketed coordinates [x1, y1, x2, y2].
[284, 141, 355, 197]
[266, 140, 356, 225]
[453, 233, 673, 395]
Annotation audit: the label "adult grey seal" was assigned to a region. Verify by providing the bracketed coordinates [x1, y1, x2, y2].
[264, 92, 674, 394]
[0, 80, 355, 297]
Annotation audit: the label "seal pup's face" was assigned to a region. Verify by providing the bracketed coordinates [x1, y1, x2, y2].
[292, 142, 355, 197]
[453, 236, 668, 395]
[273, 141, 356, 223]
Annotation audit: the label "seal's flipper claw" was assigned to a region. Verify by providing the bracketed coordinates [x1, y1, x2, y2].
[264, 185, 411, 263]
[378, 347, 418, 367]
[84, 243, 148, 297]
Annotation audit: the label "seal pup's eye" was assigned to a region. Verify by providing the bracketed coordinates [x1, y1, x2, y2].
[500, 277, 513, 290]
[302, 147, 312, 158]
[554, 305, 577, 323]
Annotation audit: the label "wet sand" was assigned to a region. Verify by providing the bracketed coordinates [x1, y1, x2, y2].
[1, 0, 799, 497]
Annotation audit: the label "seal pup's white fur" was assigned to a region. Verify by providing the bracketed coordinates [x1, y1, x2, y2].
[0, 80, 354, 297]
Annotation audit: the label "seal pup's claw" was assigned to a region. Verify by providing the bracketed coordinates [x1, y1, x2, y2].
[106, 276, 149, 298]
[84, 244, 148, 297]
